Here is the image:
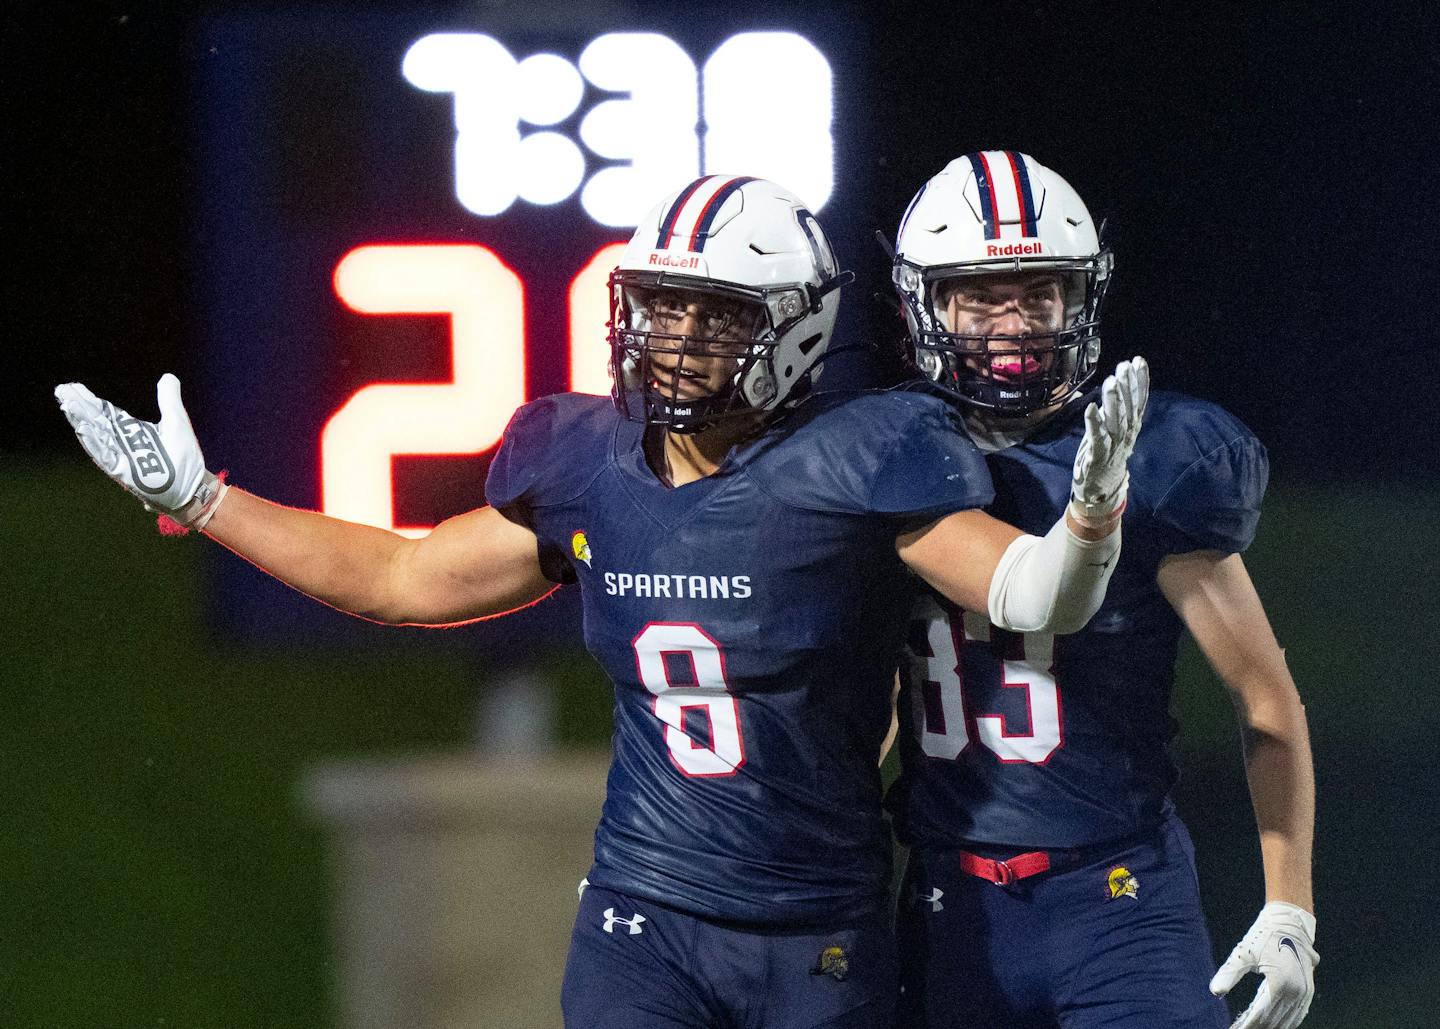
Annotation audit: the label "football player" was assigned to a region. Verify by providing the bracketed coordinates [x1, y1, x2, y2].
[57, 176, 1147, 1029]
[886, 152, 1317, 1029]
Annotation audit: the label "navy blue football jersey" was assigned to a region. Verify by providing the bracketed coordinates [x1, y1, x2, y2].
[888, 390, 1268, 849]
[486, 389, 992, 925]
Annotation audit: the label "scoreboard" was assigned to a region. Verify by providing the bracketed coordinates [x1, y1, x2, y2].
[192, 6, 868, 646]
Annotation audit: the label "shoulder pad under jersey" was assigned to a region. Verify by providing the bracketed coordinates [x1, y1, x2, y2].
[1129, 391, 1269, 554]
[744, 389, 994, 522]
[485, 393, 618, 523]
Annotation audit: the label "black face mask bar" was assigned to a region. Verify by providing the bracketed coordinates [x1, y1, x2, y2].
[607, 267, 849, 434]
[612, 325, 775, 435]
[914, 323, 1097, 416]
[895, 254, 1111, 416]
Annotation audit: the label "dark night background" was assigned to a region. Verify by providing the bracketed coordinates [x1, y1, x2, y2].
[4, 1, 1439, 1026]
[9, 0, 1440, 481]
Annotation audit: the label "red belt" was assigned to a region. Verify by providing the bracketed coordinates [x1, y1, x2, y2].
[957, 849, 1053, 885]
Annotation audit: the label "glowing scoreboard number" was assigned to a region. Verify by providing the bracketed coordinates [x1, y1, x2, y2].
[322, 30, 835, 536]
[402, 31, 835, 222]
[322, 241, 625, 537]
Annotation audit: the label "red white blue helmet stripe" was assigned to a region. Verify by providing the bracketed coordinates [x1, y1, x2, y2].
[654, 175, 757, 252]
[966, 151, 1041, 240]
[1002, 151, 1039, 237]
[654, 177, 711, 249]
[966, 152, 1000, 239]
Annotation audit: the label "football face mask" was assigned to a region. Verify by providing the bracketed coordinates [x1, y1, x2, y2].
[610, 279, 789, 434]
[908, 264, 1104, 416]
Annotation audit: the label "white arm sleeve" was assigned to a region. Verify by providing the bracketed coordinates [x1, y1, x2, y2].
[986, 516, 1121, 634]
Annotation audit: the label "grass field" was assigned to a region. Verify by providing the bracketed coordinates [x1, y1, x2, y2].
[2, 459, 1435, 1026]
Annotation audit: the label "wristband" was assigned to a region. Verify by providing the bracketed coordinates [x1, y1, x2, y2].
[1069, 474, 1129, 530]
[171, 471, 229, 530]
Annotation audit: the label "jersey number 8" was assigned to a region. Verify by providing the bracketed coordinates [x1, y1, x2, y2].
[633, 623, 746, 778]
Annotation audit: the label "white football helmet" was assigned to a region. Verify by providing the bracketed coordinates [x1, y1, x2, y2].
[610, 175, 851, 433]
[892, 151, 1113, 415]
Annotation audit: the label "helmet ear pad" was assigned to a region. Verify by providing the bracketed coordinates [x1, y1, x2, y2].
[742, 297, 839, 408]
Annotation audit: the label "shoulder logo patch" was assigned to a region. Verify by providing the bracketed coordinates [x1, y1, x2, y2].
[571, 530, 593, 567]
[1106, 865, 1139, 901]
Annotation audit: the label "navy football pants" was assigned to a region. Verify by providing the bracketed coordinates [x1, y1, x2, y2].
[896, 814, 1229, 1029]
[562, 882, 897, 1029]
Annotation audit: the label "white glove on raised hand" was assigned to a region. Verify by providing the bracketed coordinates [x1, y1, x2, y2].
[1069, 356, 1149, 528]
[55, 373, 228, 529]
[1210, 902, 1318, 1029]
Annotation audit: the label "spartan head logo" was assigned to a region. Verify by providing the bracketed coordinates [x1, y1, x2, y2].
[571, 530, 593, 568]
[1106, 865, 1139, 901]
[810, 944, 849, 981]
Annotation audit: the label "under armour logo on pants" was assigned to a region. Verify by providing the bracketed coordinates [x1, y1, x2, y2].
[915, 887, 944, 912]
[602, 907, 647, 935]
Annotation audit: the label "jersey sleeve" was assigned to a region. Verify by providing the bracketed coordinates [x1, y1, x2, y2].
[485, 399, 550, 528]
[485, 394, 610, 584]
[868, 400, 995, 529]
[1149, 417, 1269, 555]
[751, 391, 993, 527]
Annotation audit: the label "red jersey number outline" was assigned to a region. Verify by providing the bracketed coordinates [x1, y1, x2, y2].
[633, 622, 746, 778]
[910, 596, 1064, 765]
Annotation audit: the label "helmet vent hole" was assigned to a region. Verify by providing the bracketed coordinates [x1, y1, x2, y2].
[796, 333, 823, 355]
[783, 364, 793, 377]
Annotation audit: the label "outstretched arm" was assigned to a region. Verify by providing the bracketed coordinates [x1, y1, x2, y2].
[899, 358, 1146, 634]
[1159, 549, 1317, 1029]
[56, 375, 556, 626]
[204, 490, 556, 625]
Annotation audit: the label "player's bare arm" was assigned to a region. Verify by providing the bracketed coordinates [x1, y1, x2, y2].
[1159, 549, 1318, 1028]
[898, 358, 1146, 634]
[206, 491, 553, 625]
[1158, 550, 1314, 908]
[56, 375, 554, 626]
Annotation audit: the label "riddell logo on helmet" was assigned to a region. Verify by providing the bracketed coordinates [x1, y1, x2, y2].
[648, 252, 703, 269]
[985, 241, 1045, 256]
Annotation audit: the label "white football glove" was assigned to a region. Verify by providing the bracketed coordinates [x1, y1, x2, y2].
[1069, 356, 1149, 528]
[55, 373, 228, 529]
[1210, 902, 1318, 1029]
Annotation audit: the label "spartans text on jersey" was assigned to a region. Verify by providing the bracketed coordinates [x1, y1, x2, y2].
[603, 572, 753, 600]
